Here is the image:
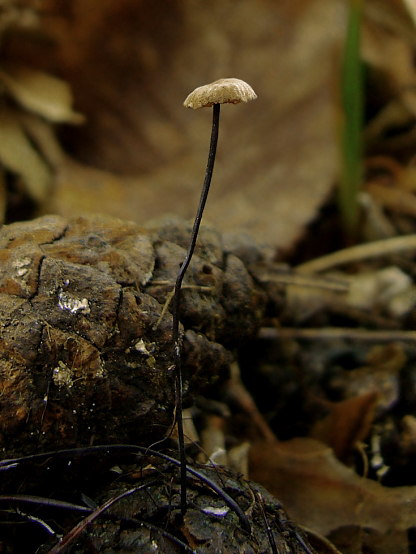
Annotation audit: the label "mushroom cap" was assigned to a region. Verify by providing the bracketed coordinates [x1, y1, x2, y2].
[184, 78, 257, 109]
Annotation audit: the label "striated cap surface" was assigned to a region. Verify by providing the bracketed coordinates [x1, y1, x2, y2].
[184, 78, 257, 109]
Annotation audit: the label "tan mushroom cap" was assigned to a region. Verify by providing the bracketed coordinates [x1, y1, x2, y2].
[184, 78, 257, 109]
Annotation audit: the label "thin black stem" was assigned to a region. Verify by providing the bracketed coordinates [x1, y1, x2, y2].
[172, 102, 220, 515]
[0, 443, 251, 533]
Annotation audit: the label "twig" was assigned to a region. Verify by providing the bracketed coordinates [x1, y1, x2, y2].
[296, 234, 416, 274]
[259, 327, 416, 342]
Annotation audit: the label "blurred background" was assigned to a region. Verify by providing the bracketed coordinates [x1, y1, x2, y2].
[1, 0, 416, 253]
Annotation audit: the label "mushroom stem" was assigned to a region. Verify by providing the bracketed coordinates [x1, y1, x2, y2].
[172, 102, 220, 514]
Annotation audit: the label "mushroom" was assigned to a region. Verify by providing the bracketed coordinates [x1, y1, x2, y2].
[183, 77, 257, 109]
[172, 78, 257, 512]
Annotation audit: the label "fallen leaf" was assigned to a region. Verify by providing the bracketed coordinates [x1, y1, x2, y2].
[328, 343, 405, 418]
[6, 0, 346, 249]
[0, 106, 51, 202]
[0, 65, 84, 124]
[310, 392, 379, 463]
[249, 437, 416, 536]
[0, 169, 6, 225]
[366, 180, 416, 219]
[327, 525, 408, 554]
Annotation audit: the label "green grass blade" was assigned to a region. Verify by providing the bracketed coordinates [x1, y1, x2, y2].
[339, 0, 364, 237]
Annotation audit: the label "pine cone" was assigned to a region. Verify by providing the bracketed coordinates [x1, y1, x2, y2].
[0, 214, 266, 457]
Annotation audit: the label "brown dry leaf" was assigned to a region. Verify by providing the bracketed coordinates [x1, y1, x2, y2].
[329, 343, 405, 416]
[0, 170, 7, 225]
[365, 0, 416, 41]
[0, 65, 84, 124]
[363, 156, 416, 233]
[249, 437, 416, 537]
[362, 20, 416, 111]
[5, 0, 346, 249]
[18, 111, 66, 168]
[363, 1, 416, 147]
[366, 180, 416, 218]
[4, 0, 416, 249]
[403, 0, 416, 26]
[0, 106, 51, 202]
[310, 392, 379, 463]
[327, 525, 408, 554]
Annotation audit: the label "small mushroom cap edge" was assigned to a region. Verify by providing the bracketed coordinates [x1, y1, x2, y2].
[184, 78, 257, 109]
